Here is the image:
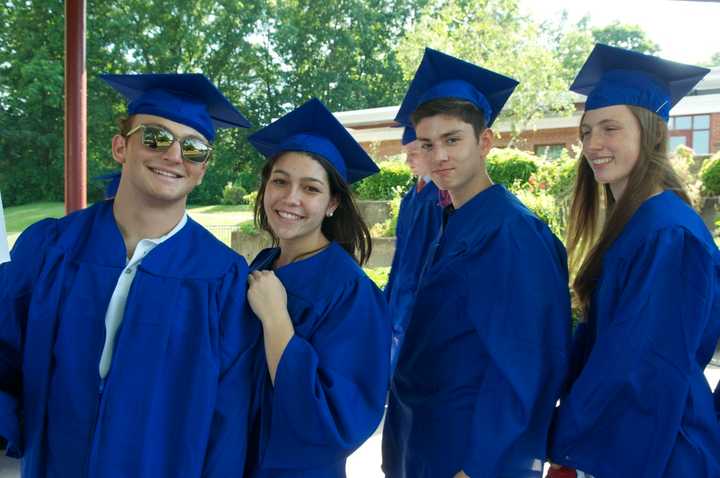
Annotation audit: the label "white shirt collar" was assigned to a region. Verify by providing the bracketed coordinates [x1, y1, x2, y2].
[127, 212, 188, 266]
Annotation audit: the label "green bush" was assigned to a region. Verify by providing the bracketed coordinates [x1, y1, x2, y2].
[354, 159, 412, 200]
[532, 150, 577, 199]
[700, 152, 720, 196]
[672, 144, 696, 173]
[370, 189, 403, 237]
[512, 186, 565, 239]
[221, 181, 248, 205]
[243, 190, 258, 206]
[237, 220, 260, 236]
[364, 266, 390, 289]
[671, 145, 703, 210]
[486, 148, 539, 186]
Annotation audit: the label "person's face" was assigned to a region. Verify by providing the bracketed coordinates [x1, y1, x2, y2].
[403, 140, 430, 177]
[263, 152, 338, 245]
[415, 114, 491, 199]
[580, 105, 642, 199]
[112, 114, 208, 206]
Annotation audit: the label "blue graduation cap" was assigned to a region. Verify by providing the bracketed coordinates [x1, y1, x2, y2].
[93, 172, 122, 199]
[571, 44, 710, 122]
[248, 98, 379, 184]
[401, 126, 416, 145]
[395, 48, 519, 128]
[99, 73, 251, 142]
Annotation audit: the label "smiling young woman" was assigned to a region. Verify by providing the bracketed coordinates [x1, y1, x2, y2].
[254, 150, 371, 268]
[547, 44, 719, 478]
[243, 98, 391, 478]
[567, 104, 690, 307]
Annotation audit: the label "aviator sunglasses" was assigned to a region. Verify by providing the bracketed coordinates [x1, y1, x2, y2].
[125, 123, 213, 164]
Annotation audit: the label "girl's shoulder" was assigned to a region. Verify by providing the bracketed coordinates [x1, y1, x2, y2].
[609, 191, 716, 260]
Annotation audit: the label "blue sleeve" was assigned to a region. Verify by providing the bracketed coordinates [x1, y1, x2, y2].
[202, 258, 262, 477]
[261, 278, 391, 469]
[0, 219, 57, 457]
[550, 228, 718, 476]
[563, 320, 594, 397]
[383, 190, 412, 301]
[461, 218, 571, 476]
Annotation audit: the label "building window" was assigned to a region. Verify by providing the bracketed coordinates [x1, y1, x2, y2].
[669, 114, 710, 155]
[534, 144, 565, 160]
[669, 136, 687, 151]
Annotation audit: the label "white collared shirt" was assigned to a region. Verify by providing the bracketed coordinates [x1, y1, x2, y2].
[0, 192, 9, 264]
[98, 213, 188, 379]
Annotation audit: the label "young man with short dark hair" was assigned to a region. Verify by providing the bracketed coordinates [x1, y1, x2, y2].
[382, 48, 571, 478]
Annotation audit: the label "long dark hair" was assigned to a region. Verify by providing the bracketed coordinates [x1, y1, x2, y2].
[567, 105, 690, 314]
[254, 151, 373, 265]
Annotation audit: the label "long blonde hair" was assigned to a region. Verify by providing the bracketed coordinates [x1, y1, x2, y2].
[566, 105, 690, 314]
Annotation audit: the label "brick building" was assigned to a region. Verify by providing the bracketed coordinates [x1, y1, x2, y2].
[334, 67, 720, 160]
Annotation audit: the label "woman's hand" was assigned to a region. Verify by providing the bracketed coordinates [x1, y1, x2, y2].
[247, 270, 288, 323]
[247, 270, 294, 385]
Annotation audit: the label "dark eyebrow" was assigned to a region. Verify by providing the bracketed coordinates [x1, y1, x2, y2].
[440, 129, 464, 138]
[301, 177, 326, 185]
[417, 129, 465, 142]
[271, 169, 326, 185]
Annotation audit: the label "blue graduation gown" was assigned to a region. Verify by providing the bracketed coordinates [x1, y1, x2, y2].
[549, 191, 720, 477]
[0, 200, 260, 477]
[383, 180, 443, 370]
[247, 242, 391, 478]
[383, 184, 572, 478]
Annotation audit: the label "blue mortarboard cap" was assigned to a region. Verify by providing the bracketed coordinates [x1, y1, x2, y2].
[248, 98, 379, 184]
[99, 73, 251, 142]
[395, 48, 519, 128]
[571, 44, 710, 122]
[93, 171, 121, 199]
[401, 126, 416, 145]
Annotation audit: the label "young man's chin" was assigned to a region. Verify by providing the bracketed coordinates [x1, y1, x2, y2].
[433, 175, 458, 193]
[135, 188, 192, 209]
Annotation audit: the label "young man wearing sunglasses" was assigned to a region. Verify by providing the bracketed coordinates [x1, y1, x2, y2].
[0, 74, 261, 477]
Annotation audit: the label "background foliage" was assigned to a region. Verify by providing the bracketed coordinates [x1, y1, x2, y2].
[355, 158, 414, 200]
[0, 0, 679, 205]
[701, 152, 720, 197]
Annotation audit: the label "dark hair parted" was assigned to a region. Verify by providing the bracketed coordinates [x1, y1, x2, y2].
[567, 105, 690, 314]
[411, 98, 487, 140]
[254, 152, 373, 265]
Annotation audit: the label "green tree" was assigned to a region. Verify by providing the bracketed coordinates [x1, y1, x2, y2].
[1, 1, 421, 205]
[87, 0, 271, 203]
[539, 16, 662, 86]
[701, 52, 720, 67]
[591, 21, 660, 55]
[539, 13, 594, 84]
[264, 0, 421, 112]
[396, 0, 575, 140]
[0, 0, 66, 205]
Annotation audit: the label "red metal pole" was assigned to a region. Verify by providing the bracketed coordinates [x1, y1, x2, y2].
[64, 0, 87, 214]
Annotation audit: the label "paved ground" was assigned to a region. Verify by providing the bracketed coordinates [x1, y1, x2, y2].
[0, 367, 718, 477]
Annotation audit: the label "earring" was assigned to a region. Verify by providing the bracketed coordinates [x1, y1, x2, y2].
[326, 210, 334, 217]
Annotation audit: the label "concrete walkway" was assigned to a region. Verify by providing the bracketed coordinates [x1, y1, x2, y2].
[0, 367, 718, 477]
